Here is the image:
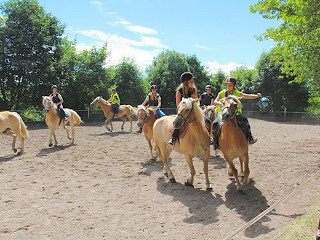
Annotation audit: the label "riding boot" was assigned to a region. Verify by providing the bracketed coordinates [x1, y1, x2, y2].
[168, 128, 180, 145]
[237, 115, 258, 145]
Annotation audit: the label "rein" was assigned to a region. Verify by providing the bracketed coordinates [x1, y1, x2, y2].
[177, 104, 195, 125]
[137, 108, 150, 124]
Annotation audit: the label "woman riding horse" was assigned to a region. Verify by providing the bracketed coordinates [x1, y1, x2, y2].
[50, 85, 67, 123]
[107, 88, 120, 118]
[212, 77, 261, 150]
[137, 85, 165, 133]
[167, 72, 198, 145]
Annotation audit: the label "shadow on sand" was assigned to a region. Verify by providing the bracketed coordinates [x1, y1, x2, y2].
[35, 143, 75, 157]
[0, 154, 20, 162]
[157, 177, 224, 225]
[139, 158, 163, 176]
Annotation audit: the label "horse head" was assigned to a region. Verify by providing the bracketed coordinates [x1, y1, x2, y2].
[42, 96, 54, 113]
[90, 96, 101, 107]
[204, 105, 217, 121]
[137, 105, 150, 128]
[221, 95, 242, 123]
[174, 98, 203, 128]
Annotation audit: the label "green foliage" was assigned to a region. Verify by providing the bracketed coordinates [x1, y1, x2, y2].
[20, 106, 44, 122]
[255, 50, 309, 111]
[209, 70, 227, 97]
[0, 0, 65, 110]
[146, 50, 211, 107]
[111, 58, 145, 106]
[250, 0, 320, 89]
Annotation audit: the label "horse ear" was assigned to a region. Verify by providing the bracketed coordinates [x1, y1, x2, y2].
[191, 98, 198, 104]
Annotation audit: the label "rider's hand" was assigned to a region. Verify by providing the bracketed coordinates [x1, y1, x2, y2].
[257, 93, 262, 98]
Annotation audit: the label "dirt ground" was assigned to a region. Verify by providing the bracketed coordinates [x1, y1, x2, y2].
[0, 118, 319, 240]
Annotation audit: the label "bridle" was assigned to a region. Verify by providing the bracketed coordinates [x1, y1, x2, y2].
[137, 108, 150, 124]
[43, 97, 53, 112]
[221, 98, 238, 126]
[175, 102, 195, 127]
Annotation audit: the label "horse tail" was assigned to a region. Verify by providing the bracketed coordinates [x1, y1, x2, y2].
[73, 111, 83, 126]
[14, 113, 30, 139]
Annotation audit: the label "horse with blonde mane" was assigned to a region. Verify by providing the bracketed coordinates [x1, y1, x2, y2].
[0, 111, 29, 154]
[219, 95, 250, 191]
[90, 96, 135, 132]
[203, 105, 219, 157]
[153, 98, 212, 190]
[42, 96, 82, 147]
[137, 105, 158, 160]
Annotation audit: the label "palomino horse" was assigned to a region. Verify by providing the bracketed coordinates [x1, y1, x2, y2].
[203, 105, 219, 157]
[153, 98, 212, 190]
[137, 105, 158, 160]
[219, 95, 249, 191]
[0, 111, 29, 154]
[42, 96, 82, 147]
[90, 96, 135, 132]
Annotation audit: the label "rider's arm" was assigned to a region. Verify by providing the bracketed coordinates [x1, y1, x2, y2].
[240, 92, 261, 99]
[210, 97, 214, 106]
[192, 90, 198, 99]
[156, 97, 161, 110]
[141, 99, 148, 106]
[176, 90, 181, 107]
[214, 93, 222, 106]
[198, 96, 202, 105]
[57, 94, 64, 106]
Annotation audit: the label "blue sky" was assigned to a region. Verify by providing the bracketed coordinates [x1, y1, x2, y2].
[36, 0, 279, 73]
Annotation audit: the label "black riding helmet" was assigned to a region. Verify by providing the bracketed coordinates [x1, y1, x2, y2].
[180, 72, 194, 83]
[150, 85, 157, 90]
[226, 77, 237, 86]
[205, 85, 212, 90]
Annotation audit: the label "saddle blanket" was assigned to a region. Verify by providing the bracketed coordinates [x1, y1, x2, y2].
[56, 109, 70, 117]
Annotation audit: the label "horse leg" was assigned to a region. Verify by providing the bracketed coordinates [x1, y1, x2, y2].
[240, 153, 250, 184]
[65, 124, 72, 140]
[148, 139, 154, 160]
[238, 158, 244, 180]
[4, 130, 17, 153]
[127, 115, 133, 132]
[158, 144, 175, 182]
[121, 117, 125, 131]
[49, 131, 54, 147]
[225, 156, 242, 191]
[16, 133, 24, 155]
[70, 122, 75, 143]
[109, 120, 113, 132]
[203, 151, 212, 190]
[52, 131, 58, 147]
[184, 154, 195, 187]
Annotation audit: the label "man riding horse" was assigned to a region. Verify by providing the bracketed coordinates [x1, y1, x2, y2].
[107, 88, 120, 118]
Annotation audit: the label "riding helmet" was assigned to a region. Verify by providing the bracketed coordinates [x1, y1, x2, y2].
[226, 77, 237, 86]
[205, 85, 212, 90]
[150, 85, 157, 90]
[180, 72, 194, 83]
[111, 88, 116, 91]
[51, 85, 58, 90]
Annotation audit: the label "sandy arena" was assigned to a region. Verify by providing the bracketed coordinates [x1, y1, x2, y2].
[0, 118, 319, 240]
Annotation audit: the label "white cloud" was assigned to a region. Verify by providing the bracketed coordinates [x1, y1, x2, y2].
[74, 29, 167, 70]
[194, 44, 216, 50]
[206, 61, 254, 75]
[125, 25, 158, 35]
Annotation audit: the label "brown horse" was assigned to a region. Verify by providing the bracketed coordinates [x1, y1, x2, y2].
[219, 95, 249, 191]
[90, 96, 135, 132]
[42, 96, 82, 147]
[0, 111, 29, 154]
[203, 105, 219, 157]
[153, 98, 212, 190]
[136, 105, 158, 160]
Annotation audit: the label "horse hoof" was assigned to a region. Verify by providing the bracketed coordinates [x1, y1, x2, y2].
[164, 172, 168, 177]
[206, 187, 213, 192]
[17, 151, 22, 156]
[54, 144, 58, 147]
[169, 178, 176, 183]
[236, 187, 243, 192]
[49, 143, 53, 147]
[13, 148, 17, 153]
[185, 182, 194, 187]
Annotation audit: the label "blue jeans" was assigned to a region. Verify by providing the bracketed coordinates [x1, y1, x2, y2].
[155, 109, 165, 117]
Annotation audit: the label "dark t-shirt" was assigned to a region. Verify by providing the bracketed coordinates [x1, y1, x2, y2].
[200, 92, 214, 106]
[178, 87, 195, 101]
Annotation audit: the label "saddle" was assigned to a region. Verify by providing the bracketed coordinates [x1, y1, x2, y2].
[168, 123, 189, 140]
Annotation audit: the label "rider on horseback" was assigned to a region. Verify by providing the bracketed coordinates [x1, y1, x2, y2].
[50, 85, 67, 123]
[107, 88, 120, 118]
[167, 72, 198, 145]
[137, 85, 166, 133]
[212, 77, 261, 150]
[199, 85, 215, 107]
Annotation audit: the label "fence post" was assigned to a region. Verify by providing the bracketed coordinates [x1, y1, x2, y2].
[284, 108, 287, 120]
[87, 107, 90, 119]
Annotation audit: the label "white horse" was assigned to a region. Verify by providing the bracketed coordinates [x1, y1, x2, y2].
[42, 96, 82, 147]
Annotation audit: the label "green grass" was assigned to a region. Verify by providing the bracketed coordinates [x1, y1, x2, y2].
[276, 201, 320, 240]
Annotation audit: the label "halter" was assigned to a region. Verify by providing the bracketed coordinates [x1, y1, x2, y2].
[137, 108, 149, 124]
[43, 97, 53, 112]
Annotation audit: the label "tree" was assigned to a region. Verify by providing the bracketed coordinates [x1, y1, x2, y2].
[209, 70, 227, 97]
[0, 0, 65, 109]
[112, 58, 145, 106]
[250, 0, 320, 90]
[255, 51, 309, 112]
[146, 50, 211, 107]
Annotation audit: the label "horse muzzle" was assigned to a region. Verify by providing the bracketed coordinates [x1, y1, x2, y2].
[137, 121, 143, 128]
[44, 107, 50, 113]
[90, 102, 96, 107]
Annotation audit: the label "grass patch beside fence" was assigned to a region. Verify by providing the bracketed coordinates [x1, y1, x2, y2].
[276, 201, 320, 240]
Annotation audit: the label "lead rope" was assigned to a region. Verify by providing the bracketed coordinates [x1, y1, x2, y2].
[222, 170, 320, 240]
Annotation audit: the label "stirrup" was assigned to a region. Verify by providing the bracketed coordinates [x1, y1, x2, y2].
[249, 137, 258, 145]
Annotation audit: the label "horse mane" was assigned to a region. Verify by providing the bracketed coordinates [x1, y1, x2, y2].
[98, 96, 109, 105]
[226, 95, 242, 109]
[138, 105, 149, 114]
[180, 98, 205, 126]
